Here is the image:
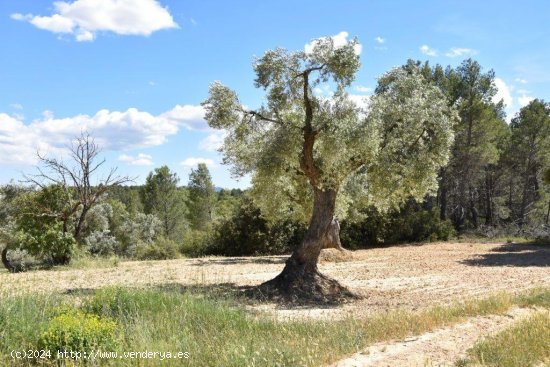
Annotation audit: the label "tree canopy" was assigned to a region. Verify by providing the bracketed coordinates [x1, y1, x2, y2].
[202, 35, 457, 301]
[203, 37, 457, 222]
[187, 163, 216, 230]
[141, 165, 187, 239]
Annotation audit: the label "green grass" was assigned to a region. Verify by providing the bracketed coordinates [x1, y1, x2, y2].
[454, 236, 535, 244]
[517, 287, 550, 308]
[0, 287, 549, 366]
[459, 312, 550, 367]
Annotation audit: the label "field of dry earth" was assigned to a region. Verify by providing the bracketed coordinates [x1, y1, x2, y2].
[2, 241, 550, 366]
[1, 241, 549, 320]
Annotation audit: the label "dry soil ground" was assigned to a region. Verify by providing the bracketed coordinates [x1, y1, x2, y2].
[331, 307, 546, 367]
[1, 242, 549, 366]
[1, 242, 549, 320]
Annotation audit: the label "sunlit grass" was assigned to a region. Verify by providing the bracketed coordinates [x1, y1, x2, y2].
[2, 287, 549, 366]
[459, 311, 550, 367]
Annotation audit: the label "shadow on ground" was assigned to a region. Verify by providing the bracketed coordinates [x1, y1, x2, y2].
[61, 281, 348, 310]
[155, 282, 348, 310]
[461, 242, 550, 267]
[189, 256, 287, 266]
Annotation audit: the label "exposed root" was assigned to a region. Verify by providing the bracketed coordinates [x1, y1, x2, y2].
[248, 258, 361, 305]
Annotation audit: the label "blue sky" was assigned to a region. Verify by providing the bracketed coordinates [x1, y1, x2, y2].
[0, 0, 548, 188]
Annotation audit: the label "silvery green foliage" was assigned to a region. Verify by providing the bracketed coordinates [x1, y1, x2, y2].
[203, 37, 456, 221]
[4, 248, 35, 272]
[84, 202, 113, 234]
[356, 68, 456, 212]
[119, 213, 162, 256]
[85, 230, 118, 256]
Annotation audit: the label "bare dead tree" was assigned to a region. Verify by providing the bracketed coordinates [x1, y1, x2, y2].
[24, 132, 133, 242]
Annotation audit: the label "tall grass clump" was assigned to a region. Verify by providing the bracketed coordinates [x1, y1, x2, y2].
[0, 287, 548, 366]
[461, 312, 550, 367]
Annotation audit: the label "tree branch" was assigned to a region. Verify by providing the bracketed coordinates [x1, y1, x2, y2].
[239, 107, 285, 125]
[299, 67, 321, 187]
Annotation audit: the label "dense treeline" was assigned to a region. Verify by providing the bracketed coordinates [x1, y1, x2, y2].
[414, 59, 550, 234]
[0, 58, 549, 272]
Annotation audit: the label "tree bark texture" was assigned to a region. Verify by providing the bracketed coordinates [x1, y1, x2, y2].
[438, 169, 448, 221]
[484, 169, 493, 225]
[1, 247, 14, 273]
[256, 189, 356, 303]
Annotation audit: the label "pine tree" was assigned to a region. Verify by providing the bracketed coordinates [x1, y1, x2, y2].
[187, 163, 216, 230]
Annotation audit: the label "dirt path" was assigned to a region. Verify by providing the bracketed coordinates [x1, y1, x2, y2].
[330, 307, 538, 367]
[1, 242, 549, 320]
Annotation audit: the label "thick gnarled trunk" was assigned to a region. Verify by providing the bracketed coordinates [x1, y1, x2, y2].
[291, 188, 338, 270]
[256, 189, 356, 303]
[1, 247, 14, 273]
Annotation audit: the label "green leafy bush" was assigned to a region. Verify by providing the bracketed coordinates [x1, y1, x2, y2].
[11, 186, 76, 265]
[266, 219, 305, 254]
[39, 309, 118, 355]
[208, 198, 305, 256]
[134, 237, 178, 260]
[341, 200, 455, 248]
[15, 221, 76, 265]
[209, 198, 268, 256]
[179, 229, 213, 257]
[388, 203, 455, 243]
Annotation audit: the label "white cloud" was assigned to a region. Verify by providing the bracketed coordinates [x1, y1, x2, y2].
[313, 84, 334, 97]
[10, 13, 29, 21]
[118, 153, 154, 166]
[76, 29, 94, 42]
[445, 47, 477, 58]
[0, 114, 54, 165]
[493, 78, 513, 107]
[420, 44, 438, 57]
[36, 108, 180, 150]
[515, 78, 528, 84]
[355, 85, 372, 93]
[11, 0, 178, 42]
[375, 36, 385, 44]
[10, 103, 23, 110]
[0, 104, 206, 165]
[180, 157, 215, 170]
[160, 104, 207, 130]
[518, 93, 534, 107]
[199, 131, 226, 152]
[305, 31, 362, 55]
[348, 94, 371, 111]
[30, 14, 75, 33]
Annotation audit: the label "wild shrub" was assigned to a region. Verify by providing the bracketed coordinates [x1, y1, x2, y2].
[83, 288, 139, 318]
[2, 248, 37, 272]
[85, 230, 119, 256]
[39, 308, 118, 356]
[117, 213, 162, 257]
[341, 200, 455, 248]
[133, 237, 178, 260]
[179, 229, 213, 257]
[8, 186, 76, 265]
[208, 198, 305, 256]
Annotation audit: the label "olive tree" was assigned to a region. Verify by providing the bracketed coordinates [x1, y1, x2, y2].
[202, 36, 456, 301]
